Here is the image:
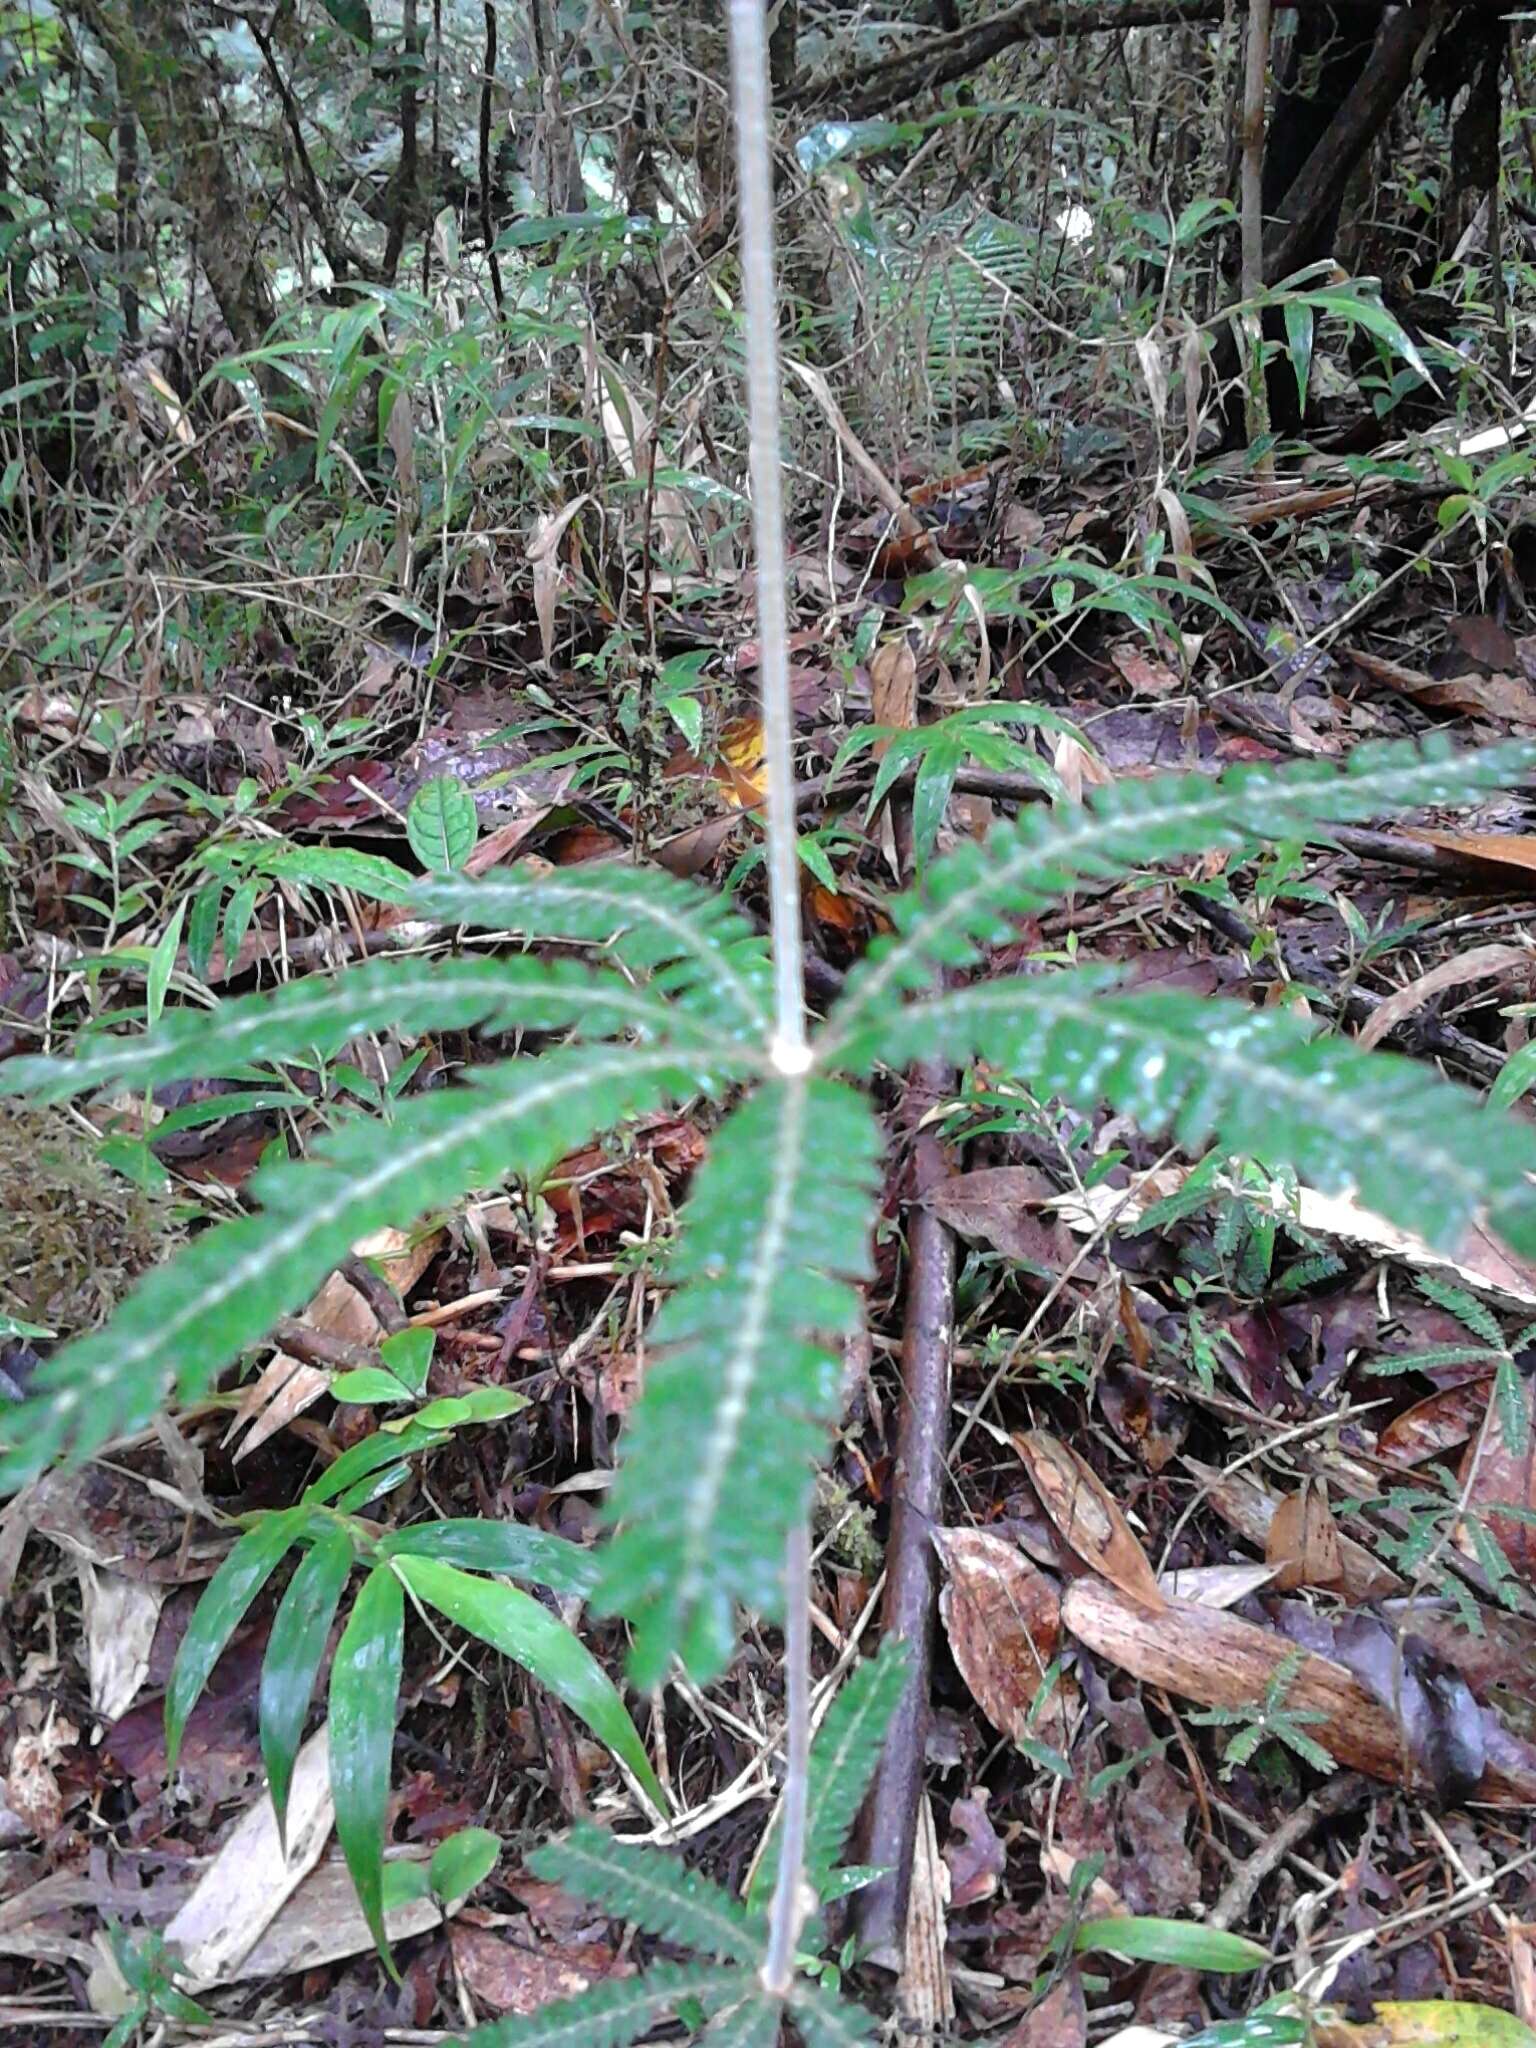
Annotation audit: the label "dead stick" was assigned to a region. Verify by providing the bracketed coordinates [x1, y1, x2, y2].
[854, 790, 958, 1963]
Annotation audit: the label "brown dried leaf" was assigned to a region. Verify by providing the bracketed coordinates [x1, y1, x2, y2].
[1459, 1375, 1536, 1580]
[935, 1527, 1075, 1748]
[927, 1168, 1079, 1272]
[1266, 1479, 1344, 1592]
[1013, 1430, 1166, 1612]
[870, 638, 918, 739]
[1379, 1379, 1492, 1468]
[450, 1923, 624, 2017]
[998, 1967, 1088, 2048]
[943, 1789, 1006, 1908]
[1060, 1577, 1536, 1803]
[1357, 944, 1531, 1051]
[1186, 1457, 1402, 1601]
[1413, 831, 1536, 885]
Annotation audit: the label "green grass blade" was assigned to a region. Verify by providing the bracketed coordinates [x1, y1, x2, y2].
[260, 1522, 356, 1847]
[167, 1508, 307, 1769]
[395, 1556, 666, 1814]
[378, 1517, 600, 1598]
[330, 1560, 405, 1969]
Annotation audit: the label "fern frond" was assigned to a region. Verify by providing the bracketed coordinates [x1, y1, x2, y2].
[855, 971, 1536, 1256]
[529, 1823, 765, 1962]
[790, 1980, 880, 2047]
[748, 1642, 908, 1912]
[416, 864, 772, 1040]
[0, 1043, 744, 1490]
[701, 1994, 782, 2046]
[464, 1962, 753, 2048]
[823, 739, 1535, 1051]
[0, 955, 718, 1106]
[595, 1078, 882, 1684]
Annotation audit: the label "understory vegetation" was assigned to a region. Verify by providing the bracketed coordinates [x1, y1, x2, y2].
[2, 1, 1536, 2045]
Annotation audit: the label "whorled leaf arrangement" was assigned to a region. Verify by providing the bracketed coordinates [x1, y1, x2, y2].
[4, 736, 1536, 1686]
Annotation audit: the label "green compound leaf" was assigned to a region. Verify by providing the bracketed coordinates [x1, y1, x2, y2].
[330, 1561, 405, 1968]
[462, 1962, 756, 2048]
[394, 1556, 666, 1815]
[415, 862, 773, 1041]
[0, 1042, 744, 1492]
[0, 953, 718, 1106]
[824, 738, 1536, 1053]
[844, 970, 1536, 1258]
[407, 776, 479, 873]
[529, 1822, 763, 1962]
[596, 1077, 883, 1686]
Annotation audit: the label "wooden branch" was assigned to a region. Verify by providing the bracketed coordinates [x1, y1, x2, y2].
[786, 0, 1500, 120]
[1263, 0, 1451, 275]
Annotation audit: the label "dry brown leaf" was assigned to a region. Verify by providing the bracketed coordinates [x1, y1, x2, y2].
[1458, 1375, 1536, 1580]
[1061, 1578, 1536, 1802]
[1357, 944, 1531, 1050]
[451, 1923, 624, 2017]
[1342, 645, 1536, 725]
[927, 1167, 1080, 1272]
[1013, 1430, 1166, 1612]
[1413, 830, 1536, 885]
[934, 1527, 1075, 1748]
[1378, 1379, 1492, 1468]
[898, 1793, 954, 2029]
[870, 638, 918, 744]
[999, 1966, 1088, 2047]
[1111, 644, 1183, 697]
[1185, 1457, 1402, 1601]
[1266, 1479, 1344, 1592]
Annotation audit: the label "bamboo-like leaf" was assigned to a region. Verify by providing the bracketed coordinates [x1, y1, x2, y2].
[379, 1517, 600, 1598]
[596, 1078, 882, 1685]
[824, 738, 1536, 1051]
[748, 1641, 908, 1912]
[844, 971, 1536, 1257]
[1073, 1916, 1267, 1971]
[415, 863, 772, 1039]
[330, 1560, 405, 1968]
[260, 1522, 356, 1846]
[394, 1557, 666, 1814]
[529, 1823, 764, 1963]
[463, 1962, 755, 2048]
[0, 954, 714, 1106]
[167, 1508, 308, 1768]
[0, 1042, 741, 1491]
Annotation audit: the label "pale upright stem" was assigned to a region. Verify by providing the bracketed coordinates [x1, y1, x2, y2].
[724, 0, 814, 2000]
[726, 0, 807, 1070]
[1239, 0, 1274, 466]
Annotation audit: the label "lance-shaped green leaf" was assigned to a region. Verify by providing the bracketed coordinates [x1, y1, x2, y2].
[394, 1556, 666, 1814]
[849, 971, 1536, 1257]
[260, 1522, 356, 1846]
[331, 1560, 405, 1967]
[0, 953, 715, 1106]
[0, 1041, 745, 1491]
[1073, 1916, 1267, 1971]
[415, 863, 772, 1040]
[167, 1508, 308, 1768]
[596, 1077, 882, 1685]
[823, 737, 1536, 1052]
[464, 1962, 755, 2048]
[529, 1822, 764, 1961]
[379, 1517, 600, 1599]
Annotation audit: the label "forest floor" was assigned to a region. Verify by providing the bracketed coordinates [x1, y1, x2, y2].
[5, 306, 1536, 2048]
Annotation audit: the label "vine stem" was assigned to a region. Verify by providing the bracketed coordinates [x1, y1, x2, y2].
[724, 0, 813, 2001]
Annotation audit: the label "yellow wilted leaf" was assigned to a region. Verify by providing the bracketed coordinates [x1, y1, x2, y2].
[1315, 2001, 1536, 2048]
[716, 716, 767, 806]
